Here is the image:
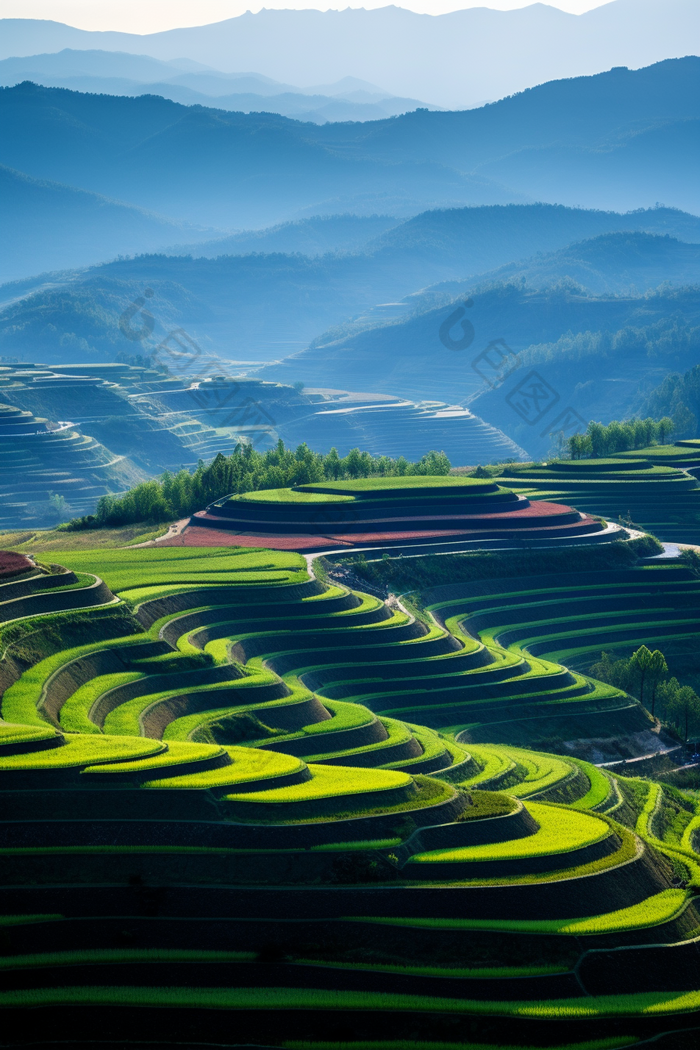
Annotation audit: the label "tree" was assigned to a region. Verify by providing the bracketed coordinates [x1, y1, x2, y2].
[47, 492, 69, 523]
[672, 402, 697, 440]
[668, 686, 700, 742]
[656, 416, 675, 444]
[679, 548, 700, 579]
[629, 645, 654, 706]
[648, 649, 669, 718]
[62, 439, 454, 532]
[587, 421, 607, 458]
[567, 432, 592, 459]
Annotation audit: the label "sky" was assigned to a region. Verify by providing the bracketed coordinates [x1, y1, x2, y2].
[0, 1, 611, 34]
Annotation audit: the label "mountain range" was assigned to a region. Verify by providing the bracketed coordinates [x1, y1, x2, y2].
[0, 50, 438, 124]
[1, 57, 699, 263]
[0, 165, 203, 285]
[1, 1, 698, 108]
[2, 203, 699, 368]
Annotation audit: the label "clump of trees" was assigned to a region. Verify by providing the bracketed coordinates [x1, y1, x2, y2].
[62, 441, 451, 530]
[567, 417, 675, 459]
[591, 645, 700, 742]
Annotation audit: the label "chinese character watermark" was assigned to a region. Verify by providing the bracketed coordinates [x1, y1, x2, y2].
[472, 339, 520, 390]
[437, 299, 588, 450]
[118, 289, 277, 449]
[438, 300, 475, 351]
[505, 370, 560, 426]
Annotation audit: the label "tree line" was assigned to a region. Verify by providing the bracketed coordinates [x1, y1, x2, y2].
[62, 441, 451, 530]
[591, 644, 700, 743]
[566, 417, 676, 459]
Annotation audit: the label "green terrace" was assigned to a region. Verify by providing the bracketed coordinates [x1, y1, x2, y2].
[1, 533, 700, 1046]
[1, 714, 699, 1046]
[499, 441, 700, 543]
[5, 544, 700, 771]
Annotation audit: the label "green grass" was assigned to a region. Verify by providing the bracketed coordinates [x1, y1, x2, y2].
[224, 763, 413, 804]
[0, 948, 256, 968]
[141, 746, 305, 789]
[0, 721, 58, 746]
[59, 671, 145, 734]
[0, 633, 147, 727]
[236, 489, 354, 503]
[459, 791, 518, 820]
[299, 698, 376, 735]
[4, 985, 700, 1018]
[569, 760, 613, 811]
[225, 775, 453, 825]
[349, 888, 689, 936]
[0, 733, 164, 770]
[309, 838, 401, 851]
[0, 524, 170, 553]
[84, 740, 225, 776]
[0, 913, 62, 926]
[55, 547, 307, 595]
[458, 744, 515, 787]
[100, 677, 260, 737]
[407, 803, 610, 864]
[285, 1041, 632, 1050]
[458, 745, 573, 798]
[299, 959, 569, 979]
[302, 716, 413, 763]
[300, 476, 497, 494]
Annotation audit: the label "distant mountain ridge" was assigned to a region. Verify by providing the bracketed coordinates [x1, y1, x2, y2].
[2, 58, 699, 238]
[2, 203, 699, 364]
[1, 1, 698, 108]
[0, 81, 521, 230]
[0, 164, 205, 285]
[0, 49, 438, 124]
[451, 230, 700, 297]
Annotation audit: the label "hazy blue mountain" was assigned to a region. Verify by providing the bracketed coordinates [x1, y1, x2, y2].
[361, 205, 700, 280]
[468, 299, 700, 458]
[167, 215, 401, 260]
[0, 164, 207, 284]
[477, 116, 700, 215]
[322, 59, 700, 170]
[0, 82, 517, 228]
[454, 231, 700, 297]
[0, 50, 437, 124]
[256, 283, 700, 397]
[0, 49, 211, 83]
[4, 203, 699, 358]
[2, 57, 699, 232]
[255, 284, 700, 460]
[1, 1, 697, 108]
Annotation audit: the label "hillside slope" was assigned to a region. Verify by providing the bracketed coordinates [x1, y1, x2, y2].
[257, 285, 700, 438]
[3, 205, 698, 361]
[2, 58, 699, 229]
[0, 165, 203, 284]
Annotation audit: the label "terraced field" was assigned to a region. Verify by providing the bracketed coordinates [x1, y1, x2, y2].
[2, 496, 700, 1047]
[500, 440, 700, 544]
[178, 474, 617, 552]
[2, 710, 700, 1046]
[0, 402, 145, 529]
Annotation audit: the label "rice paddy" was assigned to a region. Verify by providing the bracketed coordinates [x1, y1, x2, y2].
[2, 475, 700, 1046]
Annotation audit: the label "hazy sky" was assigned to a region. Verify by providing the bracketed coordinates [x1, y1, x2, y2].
[0, 1, 612, 34]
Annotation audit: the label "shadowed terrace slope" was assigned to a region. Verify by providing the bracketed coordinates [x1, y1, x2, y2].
[2, 540, 700, 1045]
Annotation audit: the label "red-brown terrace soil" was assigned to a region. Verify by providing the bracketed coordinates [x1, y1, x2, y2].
[0, 550, 34, 579]
[158, 511, 604, 552]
